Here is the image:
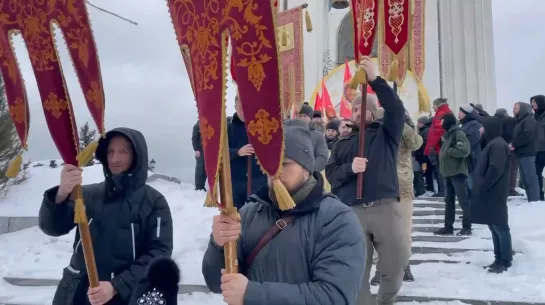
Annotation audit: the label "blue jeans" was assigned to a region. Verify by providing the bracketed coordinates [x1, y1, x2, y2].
[488, 224, 513, 267]
[518, 156, 540, 202]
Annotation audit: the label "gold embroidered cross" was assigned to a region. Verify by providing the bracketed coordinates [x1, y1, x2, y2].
[9, 97, 26, 124]
[248, 109, 279, 145]
[44, 92, 68, 119]
[200, 118, 215, 149]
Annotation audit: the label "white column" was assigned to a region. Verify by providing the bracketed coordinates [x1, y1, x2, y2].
[438, 0, 497, 113]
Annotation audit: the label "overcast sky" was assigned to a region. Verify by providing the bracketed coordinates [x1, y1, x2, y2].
[10, 0, 545, 183]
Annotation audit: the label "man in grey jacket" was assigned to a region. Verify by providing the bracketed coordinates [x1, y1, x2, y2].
[202, 119, 366, 305]
[298, 102, 330, 172]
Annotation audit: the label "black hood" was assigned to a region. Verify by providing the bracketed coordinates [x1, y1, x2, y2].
[481, 116, 503, 142]
[532, 95, 545, 118]
[441, 112, 457, 131]
[95, 127, 149, 188]
[516, 102, 533, 120]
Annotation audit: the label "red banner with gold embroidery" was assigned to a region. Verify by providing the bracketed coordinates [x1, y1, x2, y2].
[382, 0, 410, 55]
[351, 0, 380, 60]
[168, 0, 284, 209]
[0, 0, 106, 166]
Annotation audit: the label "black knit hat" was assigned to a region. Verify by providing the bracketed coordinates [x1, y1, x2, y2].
[130, 257, 180, 305]
[325, 119, 340, 131]
[298, 102, 313, 118]
[313, 110, 323, 118]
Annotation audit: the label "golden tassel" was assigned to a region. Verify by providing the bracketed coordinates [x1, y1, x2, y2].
[305, 8, 313, 32]
[204, 190, 217, 207]
[272, 178, 295, 210]
[281, 30, 288, 46]
[5, 154, 22, 178]
[349, 69, 367, 90]
[417, 80, 431, 112]
[76, 141, 99, 168]
[74, 198, 86, 224]
[386, 59, 399, 82]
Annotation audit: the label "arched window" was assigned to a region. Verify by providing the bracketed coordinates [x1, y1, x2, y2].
[337, 13, 378, 65]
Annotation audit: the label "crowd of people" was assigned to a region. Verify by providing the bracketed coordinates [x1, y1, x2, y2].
[36, 58, 542, 305]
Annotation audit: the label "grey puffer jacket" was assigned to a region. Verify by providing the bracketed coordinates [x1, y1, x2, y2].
[309, 123, 329, 172]
[202, 173, 366, 305]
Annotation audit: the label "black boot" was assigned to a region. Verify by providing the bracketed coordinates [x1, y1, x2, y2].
[483, 260, 500, 269]
[433, 227, 453, 235]
[403, 265, 414, 282]
[457, 228, 472, 236]
[370, 271, 380, 286]
[488, 264, 508, 274]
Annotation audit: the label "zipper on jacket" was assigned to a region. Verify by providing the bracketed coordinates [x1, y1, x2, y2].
[131, 223, 136, 260]
[74, 218, 93, 254]
[111, 272, 114, 280]
[156, 217, 161, 238]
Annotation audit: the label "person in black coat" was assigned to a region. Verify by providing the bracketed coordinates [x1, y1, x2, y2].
[471, 117, 512, 274]
[192, 120, 207, 191]
[494, 108, 519, 196]
[39, 128, 174, 305]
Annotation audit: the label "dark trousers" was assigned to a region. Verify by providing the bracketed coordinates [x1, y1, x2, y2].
[508, 151, 518, 192]
[444, 174, 471, 229]
[488, 224, 513, 267]
[518, 156, 540, 202]
[413, 171, 426, 196]
[195, 155, 206, 190]
[423, 161, 444, 193]
[535, 152, 545, 200]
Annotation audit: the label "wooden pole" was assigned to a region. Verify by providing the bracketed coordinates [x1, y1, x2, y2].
[72, 185, 99, 287]
[218, 132, 239, 274]
[356, 82, 367, 200]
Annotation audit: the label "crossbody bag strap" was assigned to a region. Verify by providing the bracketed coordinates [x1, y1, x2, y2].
[245, 215, 295, 269]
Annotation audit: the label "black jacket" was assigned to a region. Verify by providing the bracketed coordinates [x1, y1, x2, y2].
[39, 128, 173, 305]
[192, 121, 202, 152]
[494, 113, 517, 144]
[471, 117, 510, 226]
[532, 95, 545, 152]
[512, 102, 537, 158]
[460, 112, 482, 172]
[326, 77, 405, 205]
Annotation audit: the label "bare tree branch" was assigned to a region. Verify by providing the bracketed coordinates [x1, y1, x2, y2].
[86, 1, 138, 26]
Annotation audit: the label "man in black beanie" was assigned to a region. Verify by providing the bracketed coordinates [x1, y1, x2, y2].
[203, 119, 365, 305]
[435, 112, 472, 236]
[297, 103, 329, 172]
[325, 119, 341, 150]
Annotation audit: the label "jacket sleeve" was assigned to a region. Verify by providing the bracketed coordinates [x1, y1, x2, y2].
[401, 124, 423, 152]
[243, 207, 366, 305]
[482, 144, 507, 190]
[111, 195, 173, 301]
[202, 205, 249, 293]
[424, 117, 444, 155]
[325, 143, 355, 188]
[511, 119, 535, 148]
[38, 186, 76, 237]
[192, 123, 201, 151]
[445, 131, 471, 158]
[313, 132, 329, 172]
[369, 77, 405, 143]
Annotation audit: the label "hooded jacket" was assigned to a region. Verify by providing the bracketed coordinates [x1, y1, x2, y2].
[512, 102, 538, 158]
[459, 110, 482, 172]
[532, 95, 545, 152]
[39, 128, 174, 305]
[438, 113, 471, 178]
[471, 117, 510, 225]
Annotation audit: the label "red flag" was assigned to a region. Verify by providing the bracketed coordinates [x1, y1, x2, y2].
[340, 59, 353, 119]
[314, 91, 323, 112]
[321, 80, 336, 119]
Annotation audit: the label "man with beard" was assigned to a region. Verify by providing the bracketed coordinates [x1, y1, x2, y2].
[202, 119, 366, 305]
[530, 95, 545, 200]
[511, 102, 539, 202]
[325, 119, 341, 150]
[339, 119, 353, 137]
[297, 103, 329, 172]
[326, 57, 407, 305]
[434, 112, 472, 236]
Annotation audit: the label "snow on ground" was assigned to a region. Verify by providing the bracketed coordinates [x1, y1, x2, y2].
[1, 164, 545, 303]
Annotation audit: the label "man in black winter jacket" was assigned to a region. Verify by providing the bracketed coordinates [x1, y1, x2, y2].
[531, 95, 545, 200]
[511, 102, 540, 201]
[192, 120, 206, 191]
[494, 108, 519, 195]
[326, 57, 407, 305]
[39, 128, 174, 305]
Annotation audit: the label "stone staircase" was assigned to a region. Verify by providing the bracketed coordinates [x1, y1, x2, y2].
[2, 198, 543, 305]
